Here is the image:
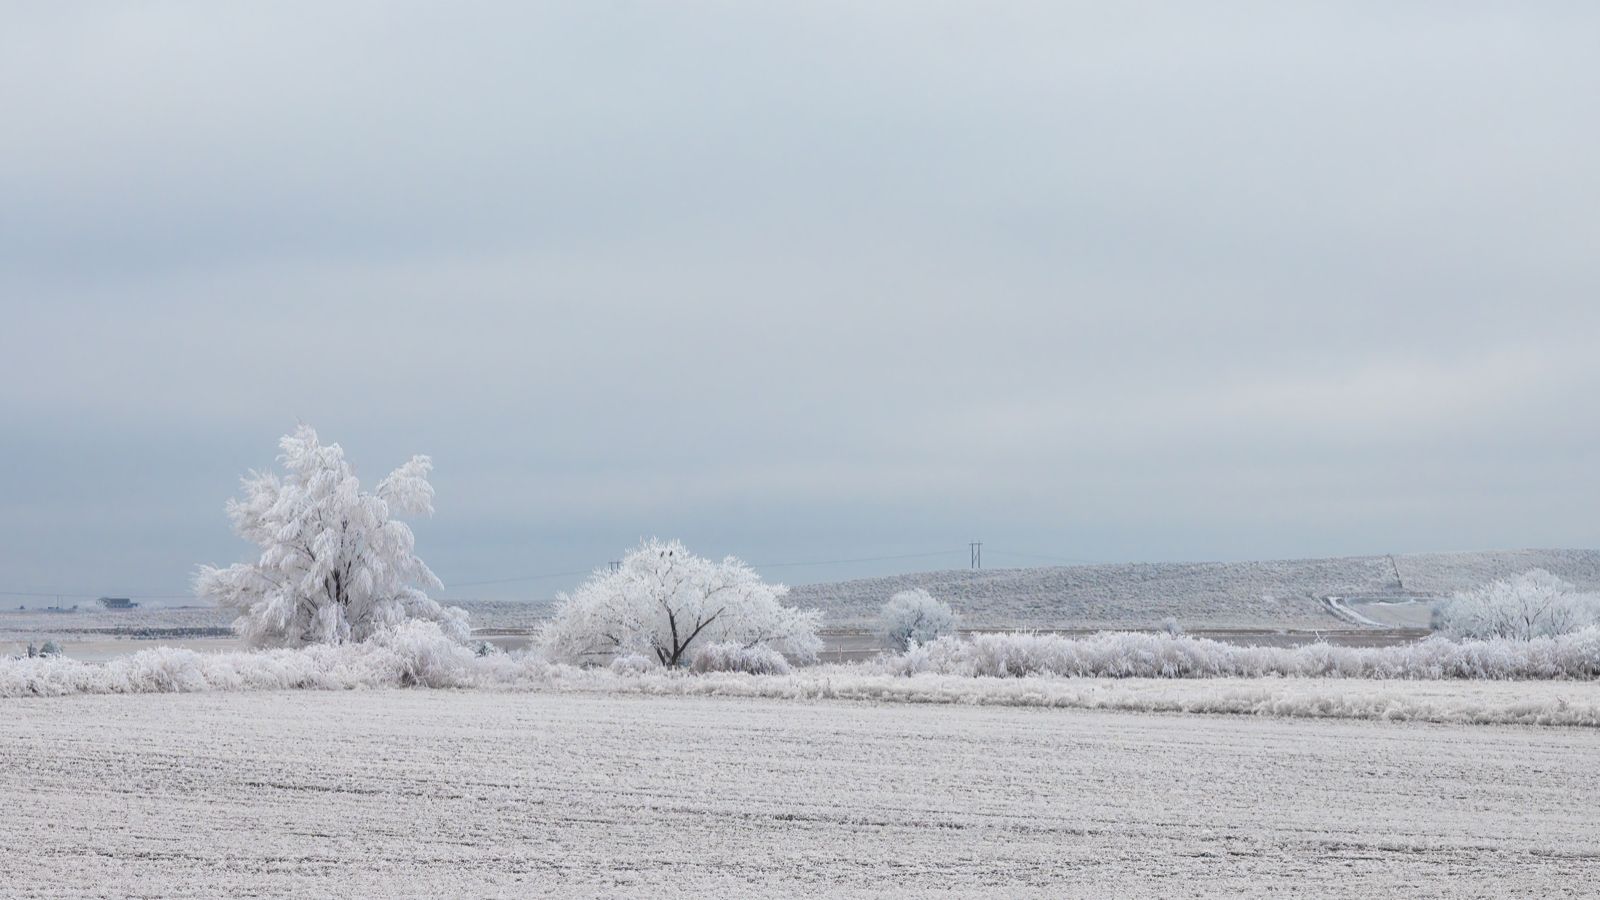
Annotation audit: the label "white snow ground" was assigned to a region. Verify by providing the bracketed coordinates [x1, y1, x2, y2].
[3, 691, 1597, 898]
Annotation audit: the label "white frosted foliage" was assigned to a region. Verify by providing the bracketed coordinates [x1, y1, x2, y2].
[540, 539, 822, 666]
[194, 426, 468, 647]
[1431, 570, 1599, 641]
[877, 589, 959, 650]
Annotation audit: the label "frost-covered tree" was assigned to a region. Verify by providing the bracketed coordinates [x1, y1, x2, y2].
[877, 589, 959, 651]
[195, 426, 468, 648]
[1432, 570, 1599, 641]
[540, 539, 822, 667]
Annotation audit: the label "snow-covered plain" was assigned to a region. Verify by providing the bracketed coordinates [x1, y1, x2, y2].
[4, 690, 1597, 897]
[0, 605, 232, 640]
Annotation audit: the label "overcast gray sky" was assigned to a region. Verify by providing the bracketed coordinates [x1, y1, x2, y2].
[2, 3, 1597, 603]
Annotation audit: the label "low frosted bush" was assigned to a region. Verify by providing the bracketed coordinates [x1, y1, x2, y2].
[877, 589, 958, 651]
[8, 625, 1600, 701]
[23, 641, 64, 659]
[688, 642, 792, 675]
[0, 620, 480, 696]
[369, 620, 481, 687]
[886, 628, 1600, 680]
[609, 653, 654, 676]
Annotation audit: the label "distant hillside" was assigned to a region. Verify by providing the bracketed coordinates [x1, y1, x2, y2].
[8, 549, 1594, 640]
[784, 549, 1600, 630]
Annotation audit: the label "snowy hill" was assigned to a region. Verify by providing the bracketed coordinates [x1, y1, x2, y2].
[784, 549, 1600, 630]
[7, 549, 1596, 641]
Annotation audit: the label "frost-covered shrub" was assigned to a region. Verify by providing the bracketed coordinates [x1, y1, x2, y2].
[540, 539, 822, 667]
[885, 628, 1600, 680]
[369, 620, 479, 687]
[21, 641, 66, 659]
[5, 627, 1600, 702]
[877, 589, 958, 651]
[0, 620, 482, 696]
[688, 642, 793, 675]
[889, 634, 969, 677]
[195, 426, 469, 648]
[1432, 570, 1600, 641]
[609, 653, 655, 676]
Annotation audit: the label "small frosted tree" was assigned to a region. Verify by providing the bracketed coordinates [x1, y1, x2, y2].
[877, 588, 959, 651]
[195, 426, 468, 648]
[1432, 570, 1599, 641]
[540, 539, 822, 667]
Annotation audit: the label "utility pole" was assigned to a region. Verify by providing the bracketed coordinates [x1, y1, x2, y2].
[609, 561, 621, 573]
[970, 542, 982, 570]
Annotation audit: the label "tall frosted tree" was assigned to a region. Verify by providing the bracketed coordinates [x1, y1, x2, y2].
[195, 426, 469, 647]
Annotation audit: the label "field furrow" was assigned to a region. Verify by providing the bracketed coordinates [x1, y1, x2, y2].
[4, 691, 1598, 897]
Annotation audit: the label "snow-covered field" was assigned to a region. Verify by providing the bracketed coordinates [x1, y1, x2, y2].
[1349, 597, 1439, 628]
[0, 605, 233, 641]
[3, 690, 1597, 898]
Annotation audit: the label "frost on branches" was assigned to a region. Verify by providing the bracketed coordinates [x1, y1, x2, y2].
[194, 426, 469, 648]
[540, 539, 822, 667]
[877, 589, 959, 651]
[1431, 570, 1599, 641]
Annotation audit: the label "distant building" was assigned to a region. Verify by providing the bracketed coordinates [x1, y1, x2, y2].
[97, 597, 139, 610]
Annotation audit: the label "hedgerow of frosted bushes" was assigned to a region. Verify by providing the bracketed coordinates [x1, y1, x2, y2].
[888, 629, 1600, 680]
[8, 625, 1600, 698]
[688, 642, 793, 675]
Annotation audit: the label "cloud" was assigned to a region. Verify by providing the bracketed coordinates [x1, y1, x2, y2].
[1, 3, 1597, 597]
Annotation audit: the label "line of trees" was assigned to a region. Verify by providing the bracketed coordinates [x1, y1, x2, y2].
[195, 427, 829, 669]
[196, 427, 1600, 673]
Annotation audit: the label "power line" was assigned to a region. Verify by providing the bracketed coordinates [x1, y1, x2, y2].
[427, 549, 970, 590]
[748, 550, 966, 569]
[0, 589, 194, 601]
[446, 569, 597, 588]
[0, 547, 994, 598]
[983, 550, 1102, 566]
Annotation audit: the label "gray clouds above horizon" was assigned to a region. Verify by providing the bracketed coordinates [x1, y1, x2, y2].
[2, 3, 1597, 601]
